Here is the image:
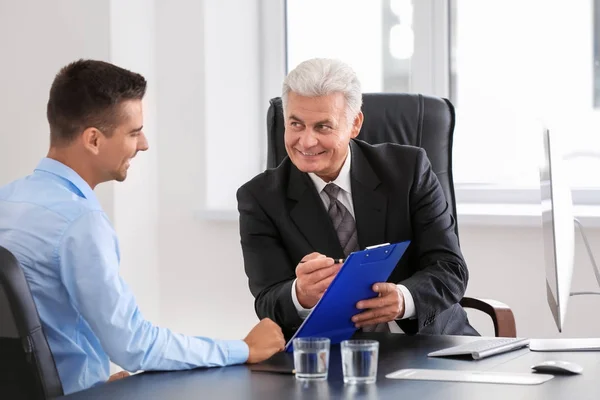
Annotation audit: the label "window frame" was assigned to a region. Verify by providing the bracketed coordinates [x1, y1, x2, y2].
[210, 0, 600, 226]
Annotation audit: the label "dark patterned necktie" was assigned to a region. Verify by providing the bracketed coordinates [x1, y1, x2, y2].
[322, 183, 359, 256]
[324, 183, 383, 332]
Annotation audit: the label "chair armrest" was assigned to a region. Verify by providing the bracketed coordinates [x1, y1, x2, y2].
[460, 297, 517, 338]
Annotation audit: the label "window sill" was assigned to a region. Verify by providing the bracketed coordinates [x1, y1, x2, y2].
[457, 203, 600, 228]
[197, 204, 600, 229]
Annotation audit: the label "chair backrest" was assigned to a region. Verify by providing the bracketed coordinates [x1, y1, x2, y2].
[266, 93, 459, 238]
[0, 246, 63, 399]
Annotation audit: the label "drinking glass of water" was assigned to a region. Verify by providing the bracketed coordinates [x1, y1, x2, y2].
[292, 337, 330, 381]
[341, 339, 379, 384]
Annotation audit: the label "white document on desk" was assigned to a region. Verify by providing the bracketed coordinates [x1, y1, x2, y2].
[530, 338, 600, 351]
[386, 369, 553, 385]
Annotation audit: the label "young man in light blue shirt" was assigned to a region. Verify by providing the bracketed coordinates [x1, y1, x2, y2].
[0, 59, 284, 395]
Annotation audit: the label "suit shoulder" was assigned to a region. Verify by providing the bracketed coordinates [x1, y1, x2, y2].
[354, 140, 424, 163]
[237, 159, 290, 199]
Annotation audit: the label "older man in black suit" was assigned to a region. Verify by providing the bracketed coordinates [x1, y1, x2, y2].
[237, 58, 477, 340]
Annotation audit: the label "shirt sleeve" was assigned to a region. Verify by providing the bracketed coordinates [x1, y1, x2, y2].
[397, 284, 416, 319]
[57, 211, 248, 372]
[291, 279, 314, 319]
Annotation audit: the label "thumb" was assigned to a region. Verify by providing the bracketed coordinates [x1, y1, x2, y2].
[373, 282, 395, 294]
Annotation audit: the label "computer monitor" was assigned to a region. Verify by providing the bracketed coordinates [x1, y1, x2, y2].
[539, 128, 575, 333]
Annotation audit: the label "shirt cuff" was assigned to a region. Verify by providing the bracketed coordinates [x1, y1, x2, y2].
[397, 284, 416, 320]
[224, 339, 250, 365]
[291, 279, 314, 319]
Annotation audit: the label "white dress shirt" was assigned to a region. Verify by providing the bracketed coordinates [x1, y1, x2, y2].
[291, 148, 416, 332]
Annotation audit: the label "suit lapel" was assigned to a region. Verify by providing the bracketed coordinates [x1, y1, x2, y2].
[350, 141, 388, 249]
[288, 166, 345, 259]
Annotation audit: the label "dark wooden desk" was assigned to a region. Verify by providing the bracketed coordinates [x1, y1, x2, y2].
[57, 333, 599, 399]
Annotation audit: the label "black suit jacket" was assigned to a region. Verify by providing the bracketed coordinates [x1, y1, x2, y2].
[237, 139, 477, 340]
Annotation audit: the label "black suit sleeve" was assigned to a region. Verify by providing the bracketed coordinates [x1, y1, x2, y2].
[236, 185, 303, 339]
[397, 148, 468, 333]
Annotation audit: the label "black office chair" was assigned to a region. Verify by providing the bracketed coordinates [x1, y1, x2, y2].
[0, 245, 63, 399]
[266, 93, 517, 338]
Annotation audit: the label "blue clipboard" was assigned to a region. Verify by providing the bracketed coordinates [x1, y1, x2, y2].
[285, 241, 410, 352]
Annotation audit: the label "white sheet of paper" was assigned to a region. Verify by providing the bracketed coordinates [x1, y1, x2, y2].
[386, 369, 553, 385]
[530, 338, 600, 351]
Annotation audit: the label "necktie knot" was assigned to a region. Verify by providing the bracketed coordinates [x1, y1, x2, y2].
[323, 183, 341, 201]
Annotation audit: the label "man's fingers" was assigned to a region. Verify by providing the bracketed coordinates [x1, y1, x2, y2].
[355, 315, 395, 328]
[352, 305, 397, 326]
[304, 263, 341, 285]
[108, 371, 130, 382]
[352, 307, 385, 323]
[356, 291, 395, 310]
[372, 282, 396, 295]
[297, 257, 336, 275]
[296, 255, 342, 300]
[313, 274, 337, 293]
[300, 252, 325, 263]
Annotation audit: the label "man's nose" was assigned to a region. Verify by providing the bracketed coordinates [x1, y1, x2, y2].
[298, 130, 318, 148]
[138, 132, 149, 151]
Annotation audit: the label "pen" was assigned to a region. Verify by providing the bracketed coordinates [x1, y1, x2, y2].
[299, 257, 345, 264]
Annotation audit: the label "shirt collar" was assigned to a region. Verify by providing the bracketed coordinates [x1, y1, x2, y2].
[34, 157, 101, 208]
[308, 146, 352, 195]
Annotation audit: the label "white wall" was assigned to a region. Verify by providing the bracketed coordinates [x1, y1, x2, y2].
[1, 0, 599, 351]
[154, 0, 259, 340]
[109, 0, 161, 324]
[0, 0, 159, 324]
[204, 0, 263, 212]
[0, 0, 114, 217]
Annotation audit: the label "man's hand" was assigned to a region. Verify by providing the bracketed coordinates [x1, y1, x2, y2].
[352, 283, 405, 328]
[295, 253, 342, 309]
[243, 318, 286, 364]
[107, 371, 130, 382]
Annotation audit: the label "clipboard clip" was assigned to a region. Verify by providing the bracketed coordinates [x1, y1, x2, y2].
[365, 243, 390, 250]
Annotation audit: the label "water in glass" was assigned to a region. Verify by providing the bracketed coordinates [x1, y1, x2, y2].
[341, 340, 379, 384]
[293, 337, 330, 380]
[294, 347, 329, 380]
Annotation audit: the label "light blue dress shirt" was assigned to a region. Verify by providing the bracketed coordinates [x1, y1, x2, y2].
[0, 158, 249, 394]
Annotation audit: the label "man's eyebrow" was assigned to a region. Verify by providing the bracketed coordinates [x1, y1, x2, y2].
[129, 125, 143, 133]
[314, 119, 334, 126]
[288, 116, 335, 125]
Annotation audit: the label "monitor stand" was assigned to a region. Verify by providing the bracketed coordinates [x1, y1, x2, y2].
[531, 218, 600, 352]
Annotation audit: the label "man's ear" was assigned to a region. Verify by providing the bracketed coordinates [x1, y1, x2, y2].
[81, 127, 102, 155]
[350, 111, 364, 139]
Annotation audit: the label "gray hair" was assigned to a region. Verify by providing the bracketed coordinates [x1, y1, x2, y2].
[282, 58, 362, 126]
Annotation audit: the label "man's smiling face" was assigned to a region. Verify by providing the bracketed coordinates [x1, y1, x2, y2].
[284, 91, 361, 182]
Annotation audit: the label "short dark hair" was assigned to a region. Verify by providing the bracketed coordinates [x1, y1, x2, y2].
[46, 59, 147, 145]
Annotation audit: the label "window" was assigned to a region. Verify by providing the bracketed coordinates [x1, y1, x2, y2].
[286, 0, 414, 94]
[450, 0, 600, 195]
[203, 0, 285, 215]
[285, 0, 600, 207]
[201, 0, 599, 218]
